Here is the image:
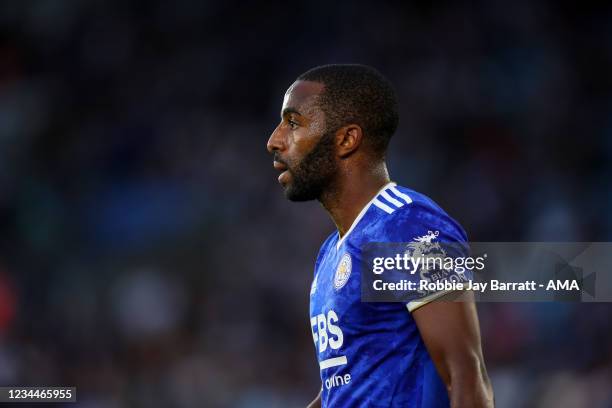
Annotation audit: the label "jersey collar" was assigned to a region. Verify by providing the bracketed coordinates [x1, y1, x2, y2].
[335, 181, 396, 250]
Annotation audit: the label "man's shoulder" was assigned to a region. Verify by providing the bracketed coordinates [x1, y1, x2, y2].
[371, 184, 468, 243]
[387, 185, 449, 224]
[319, 231, 338, 251]
[314, 231, 338, 269]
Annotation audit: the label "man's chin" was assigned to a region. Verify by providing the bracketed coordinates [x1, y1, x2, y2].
[283, 184, 318, 202]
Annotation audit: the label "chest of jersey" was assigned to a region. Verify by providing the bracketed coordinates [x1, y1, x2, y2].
[309, 239, 406, 360]
[309, 243, 355, 357]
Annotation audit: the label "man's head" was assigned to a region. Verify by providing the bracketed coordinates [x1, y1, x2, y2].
[267, 64, 399, 201]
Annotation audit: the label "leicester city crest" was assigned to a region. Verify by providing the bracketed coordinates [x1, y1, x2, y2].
[334, 253, 352, 290]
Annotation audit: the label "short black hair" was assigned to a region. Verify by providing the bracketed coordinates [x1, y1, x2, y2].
[297, 64, 399, 158]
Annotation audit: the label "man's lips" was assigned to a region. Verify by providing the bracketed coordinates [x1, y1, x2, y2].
[273, 160, 290, 184]
[273, 161, 288, 171]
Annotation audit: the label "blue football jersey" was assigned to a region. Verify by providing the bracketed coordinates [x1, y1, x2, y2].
[309, 182, 468, 408]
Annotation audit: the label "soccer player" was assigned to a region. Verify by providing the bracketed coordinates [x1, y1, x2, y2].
[266, 64, 494, 408]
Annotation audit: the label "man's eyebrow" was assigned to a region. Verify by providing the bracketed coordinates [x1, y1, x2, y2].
[281, 107, 302, 118]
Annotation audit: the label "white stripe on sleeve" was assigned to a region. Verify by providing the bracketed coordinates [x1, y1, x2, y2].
[373, 198, 394, 214]
[389, 186, 413, 204]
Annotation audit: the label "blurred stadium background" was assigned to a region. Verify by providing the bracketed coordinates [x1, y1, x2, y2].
[0, 1, 611, 407]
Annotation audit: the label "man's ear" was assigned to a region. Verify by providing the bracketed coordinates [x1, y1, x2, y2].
[336, 124, 363, 158]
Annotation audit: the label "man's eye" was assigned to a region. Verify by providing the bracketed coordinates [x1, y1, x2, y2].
[288, 120, 299, 129]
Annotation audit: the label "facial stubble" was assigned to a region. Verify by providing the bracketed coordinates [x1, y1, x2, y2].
[284, 130, 337, 202]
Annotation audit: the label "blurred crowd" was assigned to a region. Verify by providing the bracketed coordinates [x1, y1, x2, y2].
[0, 1, 611, 407]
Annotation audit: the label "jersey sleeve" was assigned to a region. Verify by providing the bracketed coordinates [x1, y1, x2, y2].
[387, 202, 472, 312]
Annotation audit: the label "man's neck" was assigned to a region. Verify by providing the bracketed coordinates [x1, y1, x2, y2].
[319, 163, 390, 237]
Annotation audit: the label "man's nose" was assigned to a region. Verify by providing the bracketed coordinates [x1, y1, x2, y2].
[267, 125, 285, 153]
